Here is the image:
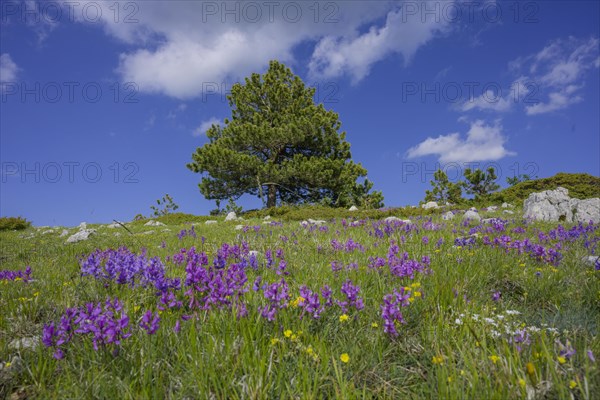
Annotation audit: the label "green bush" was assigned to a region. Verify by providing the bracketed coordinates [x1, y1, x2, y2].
[490, 173, 600, 205]
[242, 204, 440, 221]
[0, 216, 32, 231]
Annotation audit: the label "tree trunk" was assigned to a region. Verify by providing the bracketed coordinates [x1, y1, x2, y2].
[267, 184, 277, 208]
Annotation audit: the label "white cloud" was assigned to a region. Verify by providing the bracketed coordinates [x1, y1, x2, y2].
[525, 91, 582, 115]
[406, 119, 515, 163]
[308, 4, 451, 83]
[510, 36, 599, 115]
[193, 117, 220, 137]
[0, 54, 19, 83]
[52, 1, 449, 98]
[461, 89, 512, 112]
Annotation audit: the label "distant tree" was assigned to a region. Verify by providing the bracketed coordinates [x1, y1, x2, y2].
[187, 60, 370, 208]
[506, 174, 532, 186]
[150, 194, 179, 217]
[344, 178, 385, 209]
[463, 167, 500, 200]
[424, 169, 462, 204]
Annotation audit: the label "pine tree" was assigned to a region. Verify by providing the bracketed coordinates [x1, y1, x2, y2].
[187, 60, 374, 208]
[463, 167, 500, 201]
[424, 169, 462, 204]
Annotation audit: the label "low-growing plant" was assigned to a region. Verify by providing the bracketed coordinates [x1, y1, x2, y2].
[0, 216, 31, 231]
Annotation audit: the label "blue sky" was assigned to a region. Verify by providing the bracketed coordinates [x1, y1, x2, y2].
[1, 0, 599, 226]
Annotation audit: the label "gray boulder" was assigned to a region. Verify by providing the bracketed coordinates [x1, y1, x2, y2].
[66, 229, 96, 243]
[349, 206, 358, 211]
[523, 187, 600, 223]
[225, 212, 238, 221]
[487, 206, 498, 212]
[422, 201, 439, 209]
[463, 210, 481, 222]
[384, 216, 411, 224]
[503, 210, 514, 215]
[442, 211, 454, 221]
[144, 220, 165, 227]
[575, 198, 600, 223]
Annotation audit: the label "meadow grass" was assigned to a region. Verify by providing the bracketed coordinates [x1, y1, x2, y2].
[0, 209, 598, 399]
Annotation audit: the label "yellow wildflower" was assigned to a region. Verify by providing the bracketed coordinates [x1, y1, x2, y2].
[489, 355, 500, 364]
[413, 291, 422, 298]
[133, 305, 141, 312]
[371, 322, 379, 328]
[339, 314, 349, 323]
[432, 355, 444, 365]
[557, 356, 566, 364]
[284, 329, 292, 338]
[526, 362, 535, 376]
[519, 378, 526, 388]
[569, 380, 577, 389]
[340, 353, 350, 363]
[270, 338, 280, 346]
[291, 296, 305, 307]
[447, 376, 453, 383]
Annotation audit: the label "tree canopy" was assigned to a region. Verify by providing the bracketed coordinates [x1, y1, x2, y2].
[187, 60, 381, 208]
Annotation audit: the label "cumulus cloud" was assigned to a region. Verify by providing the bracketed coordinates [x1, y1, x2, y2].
[0, 54, 19, 83]
[308, 4, 451, 83]
[460, 89, 512, 112]
[43, 1, 451, 98]
[510, 36, 599, 115]
[406, 119, 515, 163]
[193, 117, 221, 137]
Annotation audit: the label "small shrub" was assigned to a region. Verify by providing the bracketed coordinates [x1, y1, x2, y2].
[0, 216, 32, 231]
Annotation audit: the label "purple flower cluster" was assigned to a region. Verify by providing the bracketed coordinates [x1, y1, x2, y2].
[337, 279, 364, 314]
[388, 248, 431, 279]
[80, 247, 180, 292]
[0, 266, 31, 281]
[380, 288, 410, 337]
[184, 257, 248, 313]
[177, 225, 197, 240]
[42, 298, 132, 359]
[330, 238, 364, 252]
[298, 285, 324, 319]
[260, 278, 289, 321]
[139, 310, 160, 335]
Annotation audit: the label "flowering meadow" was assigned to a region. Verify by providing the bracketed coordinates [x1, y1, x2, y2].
[1, 209, 599, 398]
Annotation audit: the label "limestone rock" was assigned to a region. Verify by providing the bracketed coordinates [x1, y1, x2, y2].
[349, 206, 358, 211]
[205, 220, 218, 225]
[384, 216, 411, 224]
[523, 187, 600, 223]
[66, 229, 96, 243]
[422, 201, 439, 209]
[463, 210, 481, 222]
[225, 212, 237, 221]
[144, 220, 165, 227]
[442, 211, 454, 220]
[9, 337, 40, 351]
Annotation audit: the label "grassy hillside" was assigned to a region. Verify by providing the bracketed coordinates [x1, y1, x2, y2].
[491, 173, 600, 205]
